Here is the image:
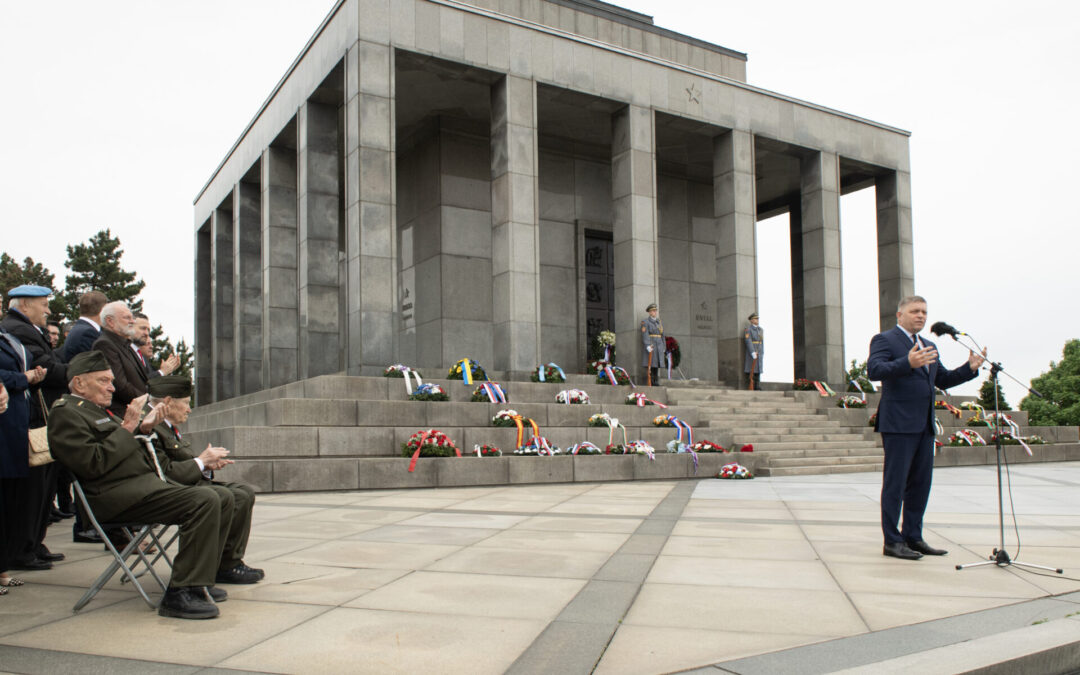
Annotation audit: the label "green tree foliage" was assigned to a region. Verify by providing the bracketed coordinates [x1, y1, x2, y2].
[59, 229, 145, 321]
[148, 324, 195, 380]
[0, 253, 65, 316]
[845, 359, 874, 393]
[977, 376, 1011, 411]
[1021, 339, 1080, 426]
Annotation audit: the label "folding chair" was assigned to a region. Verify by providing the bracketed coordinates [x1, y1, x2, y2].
[71, 480, 177, 612]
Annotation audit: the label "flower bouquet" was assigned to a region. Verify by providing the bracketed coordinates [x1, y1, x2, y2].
[836, 395, 867, 409]
[739, 444, 754, 453]
[409, 383, 449, 402]
[964, 415, 992, 427]
[492, 409, 520, 427]
[664, 336, 681, 369]
[472, 444, 503, 457]
[588, 413, 613, 427]
[989, 432, 1046, 446]
[567, 442, 602, 455]
[690, 440, 726, 453]
[626, 392, 666, 407]
[604, 443, 629, 454]
[589, 330, 616, 363]
[718, 463, 753, 479]
[384, 364, 421, 378]
[587, 359, 610, 375]
[448, 358, 487, 382]
[531, 363, 565, 383]
[653, 415, 675, 427]
[868, 412, 878, 427]
[471, 382, 508, 403]
[595, 365, 632, 386]
[793, 378, 816, 391]
[626, 440, 656, 458]
[515, 436, 560, 456]
[556, 389, 590, 404]
[946, 430, 987, 446]
[401, 429, 460, 458]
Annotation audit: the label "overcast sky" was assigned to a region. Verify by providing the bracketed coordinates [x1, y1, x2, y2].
[2, 1, 1077, 405]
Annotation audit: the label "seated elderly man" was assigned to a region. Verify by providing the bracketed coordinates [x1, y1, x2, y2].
[46, 351, 235, 619]
[144, 376, 262, 585]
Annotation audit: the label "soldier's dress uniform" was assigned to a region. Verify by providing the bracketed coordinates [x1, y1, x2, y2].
[743, 321, 764, 389]
[149, 419, 255, 574]
[641, 311, 664, 385]
[47, 393, 231, 590]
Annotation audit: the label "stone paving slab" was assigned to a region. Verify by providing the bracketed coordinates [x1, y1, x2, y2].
[3, 465, 1080, 673]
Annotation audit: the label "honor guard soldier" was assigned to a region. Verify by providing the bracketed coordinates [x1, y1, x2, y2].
[47, 351, 237, 619]
[744, 312, 763, 390]
[641, 303, 664, 386]
[145, 375, 262, 585]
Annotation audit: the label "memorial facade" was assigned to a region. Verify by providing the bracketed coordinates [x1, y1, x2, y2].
[193, 0, 913, 404]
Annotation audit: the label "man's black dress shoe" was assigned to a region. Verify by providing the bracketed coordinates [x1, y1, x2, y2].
[11, 557, 52, 571]
[883, 543, 923, 560]
[73, 529, 103, 544]
[158, 587, 220, 619]
[906, 540, 948, 556]
[215, 563, 263, 584]
[204, 586, 228, 603]
[36, 549, 65, 562]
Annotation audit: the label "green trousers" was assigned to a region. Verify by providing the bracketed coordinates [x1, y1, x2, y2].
[203, 481, 255, 570]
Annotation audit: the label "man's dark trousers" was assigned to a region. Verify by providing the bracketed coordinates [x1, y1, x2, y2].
[881, 430, 935, 545]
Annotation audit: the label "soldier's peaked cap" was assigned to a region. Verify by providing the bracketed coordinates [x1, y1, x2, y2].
[148, 376, 193, 399]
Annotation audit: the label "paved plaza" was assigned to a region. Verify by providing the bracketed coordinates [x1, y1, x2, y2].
[4, 463, 1080, 673]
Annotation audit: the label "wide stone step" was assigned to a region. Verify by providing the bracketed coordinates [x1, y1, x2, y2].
[755, 447, 884, 458]
[766, 455, 885, 468]
[730, 432, 875, 443]
[757, 463, 883, 477]
[699, 408, 822, 417]
[748, 440, 880, 451]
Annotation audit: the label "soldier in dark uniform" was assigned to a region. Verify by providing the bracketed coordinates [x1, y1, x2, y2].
[640, 303, 664, 386]
[743, 312, 763, 390]
[47, 351, 235, 619]
[145, 376, 262, 585]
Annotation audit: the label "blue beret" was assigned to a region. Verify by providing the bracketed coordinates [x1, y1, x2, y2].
[7, 284, 52, 298]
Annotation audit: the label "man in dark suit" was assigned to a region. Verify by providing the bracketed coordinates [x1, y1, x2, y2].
[1, 284, 68, 570]
[92, 302, 148, 417]
[868, 295, 985, 560]
[61, 291, 107, 363]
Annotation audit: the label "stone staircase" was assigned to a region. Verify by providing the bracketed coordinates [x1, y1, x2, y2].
[665, 388, 883, 476]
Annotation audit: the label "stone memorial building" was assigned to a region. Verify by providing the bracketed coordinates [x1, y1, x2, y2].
[193, 0, 913, 404]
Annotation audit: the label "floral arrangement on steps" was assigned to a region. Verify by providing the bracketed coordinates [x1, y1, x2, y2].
[587, 359, 610, 375]
[531, 363, 566, 383]
[383, 364, 421, 378]
[471, 382, 508, 403]
[653, 415, 675, 427]
[448, 358, 487, 382]
[793, 379, 816, 391]
[868, 412, 878, 427]
[589, 330, 616, 363]
[989, 433, 1046, 446]
[664, 336, 681, 369]
[409, 383, 448, 402]
[588, 413, 613, 427]
[935, 400, 962, 418]
[946, 430, 987, 446]
[718, 463, 753, 479]
[567, 442, 602, 455]
[836, 395, 867, 409]
[402, 429, 461, 472]
[595, 365, 633, 386]
[472, 444, 502, 457]
[605, 441, 655, 458]
[626, 392, 666, 407]
[515, 437, 560, 456]
[964, 415, 992, 427]
[556, 389, 590, 404]
[492, 409, 520, 427]
[690, 440, 726, 453]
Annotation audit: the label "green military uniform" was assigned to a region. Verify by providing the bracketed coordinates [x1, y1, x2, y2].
[46, 393, 231, 589]
[149, 419, 255, 572]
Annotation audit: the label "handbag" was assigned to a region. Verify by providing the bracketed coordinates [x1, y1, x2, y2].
[28, 390, 55, 467]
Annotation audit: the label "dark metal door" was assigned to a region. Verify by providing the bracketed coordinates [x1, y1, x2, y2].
[584, 231, 614, 356]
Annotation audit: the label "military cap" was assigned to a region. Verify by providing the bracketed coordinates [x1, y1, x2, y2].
[646, 303, 658, 312]
[67, 350, 110, 380]
[7, 284, 52, 298]
[148, 375, 193, 399]
[748, 312, 759, 320]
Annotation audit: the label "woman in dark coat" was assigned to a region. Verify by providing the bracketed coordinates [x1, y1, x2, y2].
[0, 326, 46, 591]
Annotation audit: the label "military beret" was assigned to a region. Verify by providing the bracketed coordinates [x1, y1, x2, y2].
[646, 303, 658, 312]
[748, 312, 759, 320]
[7, 284, 52, 298]
[148, 375, 193, 399]
[67, 350, 110, 380]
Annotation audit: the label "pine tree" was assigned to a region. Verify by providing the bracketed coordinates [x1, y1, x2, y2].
[977, 376, 1011, 411]
[148, 324, 195, 380]
[1021, 339, 1080, 426]
[0, 252, 64, 315]
[59, 229, 145, 321]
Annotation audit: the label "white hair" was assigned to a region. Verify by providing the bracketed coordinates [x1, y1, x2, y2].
[100, 301, 129, 325]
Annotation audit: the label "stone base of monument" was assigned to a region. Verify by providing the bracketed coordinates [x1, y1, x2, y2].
[184, 374, 1080, 491]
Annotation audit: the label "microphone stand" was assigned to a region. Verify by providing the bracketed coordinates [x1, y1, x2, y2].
[947, 331, 1063, 575]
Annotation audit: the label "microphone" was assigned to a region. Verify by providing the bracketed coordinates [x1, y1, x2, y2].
[930, 321, 962, 339]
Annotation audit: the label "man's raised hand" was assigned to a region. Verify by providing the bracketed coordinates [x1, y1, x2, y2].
[907, 343, 937, 369]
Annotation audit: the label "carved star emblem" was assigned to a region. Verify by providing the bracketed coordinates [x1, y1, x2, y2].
[686, 82, 701, 104]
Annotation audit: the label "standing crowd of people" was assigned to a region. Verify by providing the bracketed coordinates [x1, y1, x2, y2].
[1, 285, 264, 619]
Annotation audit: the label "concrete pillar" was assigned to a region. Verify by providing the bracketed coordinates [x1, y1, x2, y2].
[876, 170, 914, 331]
[261, 146, 299, 388]
[612, 104, 657, 378]
[345, 41, 395, 374]
[798, 150, 844, 383]
[789, 203, 805, 379]
[194, 223, 212, 404]
[297, 100, 343, 378]
[233, 180, 262, 394]
[714, 130, 756, 387]
[210, 206, 235, 401]
[490, 74, 540, 374]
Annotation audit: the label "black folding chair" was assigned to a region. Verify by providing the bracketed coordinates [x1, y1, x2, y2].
[71, 480, 176, 612]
